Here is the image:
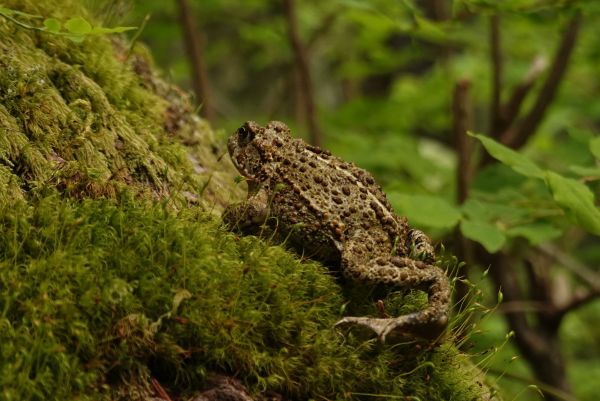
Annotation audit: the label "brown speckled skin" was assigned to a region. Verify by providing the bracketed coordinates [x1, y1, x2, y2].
[223, 121, 450, 341]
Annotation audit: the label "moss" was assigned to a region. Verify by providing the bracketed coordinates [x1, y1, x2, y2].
[0, 0, 240, 207]
[0, 194, 491, 401]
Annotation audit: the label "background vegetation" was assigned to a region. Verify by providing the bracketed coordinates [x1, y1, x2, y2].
[118, 1, 600, 400]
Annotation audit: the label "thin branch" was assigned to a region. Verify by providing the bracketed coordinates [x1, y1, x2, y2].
[283, 0, 322, 147]
[453, 79, 473, 204]
[500, 56, 547, 130]
[536, 243, 600, 290]
[307, 11, 338, 50]
[500, 12, 582, 149]
[490, 15, 503, 138]
[557, 288, 600, 317]
[496, 300, 552, 313]
[452, 79, 474, 313]
[176, 0, 214, 121]
[151, 378, 173, 401]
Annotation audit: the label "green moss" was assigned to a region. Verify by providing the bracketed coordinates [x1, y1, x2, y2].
[0, 195, 490, 401]
[0, 0, 239, 207]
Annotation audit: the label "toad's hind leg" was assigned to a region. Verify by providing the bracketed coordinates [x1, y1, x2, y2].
[336, 240, 451, 342]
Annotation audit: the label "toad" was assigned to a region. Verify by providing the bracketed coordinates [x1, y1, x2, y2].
[223, 121, 450, 341]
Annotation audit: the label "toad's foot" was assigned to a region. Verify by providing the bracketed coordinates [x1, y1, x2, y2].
[335, 313, 448, 343]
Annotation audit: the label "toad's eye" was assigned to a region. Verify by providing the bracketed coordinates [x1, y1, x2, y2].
[238, 126, 255, 143]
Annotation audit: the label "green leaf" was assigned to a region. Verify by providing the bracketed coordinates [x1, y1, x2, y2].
[414, 16, 450, 43]
[65, 17, 92, 35]
[569, 165, 600, 178]
[506, 223, 562, 245]
[590, 137, 600, 160]
[462, 198, 528, 225]
[545, 172, 600, 235]
[460, 220, 506, 253]
[388, 193, 461, 229]
[43, 18, 61, 33]
[91, 26, 136, 34]
[469, 132, 545, 179]
[65, 35, 85, 43]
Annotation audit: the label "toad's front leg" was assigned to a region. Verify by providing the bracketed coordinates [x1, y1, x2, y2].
[336, 237, 450, 342]
[222, 189, 270, 234]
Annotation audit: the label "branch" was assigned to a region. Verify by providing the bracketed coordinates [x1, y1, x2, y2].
[452, 79, 475, 312]
[557, 287, 600, 318]
[307, 11, 338, 50]
[283, 0, 322, 147]
[536, 243, 600, 289]
[534, 243, 600, 318]
[453, 79, 473, 204]
[500, 12, 582, 149]
[151, 377, 173, 401]
[500, 56, 547, 130]
[176, 0, 214, 121]
[490, 15, 503, 138]
[483, 252, 548, 360]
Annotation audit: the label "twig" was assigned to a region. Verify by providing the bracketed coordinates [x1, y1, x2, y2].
[535, 243, 600, 290]
[176, 0, 214, 121]
[500, 12, 582, 149]
[557, 287, 600, 317]
[283, 0, 322, 147]
[151, 377, 173, 401]
[489, 15, 503, 138]
[452, 79, 474, 313]
[453, 79, 473, 204]
[496, 300, 551, 313]
[307, 12, 338, 50]
[500, 56, 547, 131]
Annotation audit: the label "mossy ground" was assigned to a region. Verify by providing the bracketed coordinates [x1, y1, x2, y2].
[0, 194, 489, 400]
[0, 1, 495, 400]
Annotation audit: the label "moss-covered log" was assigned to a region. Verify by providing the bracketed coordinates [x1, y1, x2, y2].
[0, 1, 497, 400]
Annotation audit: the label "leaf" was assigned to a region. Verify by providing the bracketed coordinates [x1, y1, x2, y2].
[91, 26, 137, 34]
[414, 16, 450, 43]
[545, 172, 600, 235]
[461, 198, 528, 225]
[43, 18, 61, 33]
[506, 223, 562, 245]
[569, 165, 600, 178]
[65, 17, 92, 35]
[387, 193, 461, 229]
[469, 132, 545, 179]
[460, 220, 506, 253]
[590, 137, 600, 160]
[65, 35, 85, 43]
